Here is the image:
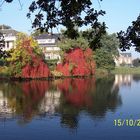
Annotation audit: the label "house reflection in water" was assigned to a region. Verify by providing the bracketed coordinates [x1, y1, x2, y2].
[0, 91, 14, 117]
[39, 91, 61, 115]
[112, 75, 132, 92]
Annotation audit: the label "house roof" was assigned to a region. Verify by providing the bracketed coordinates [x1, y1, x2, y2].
[0, 29, 18, 36]
[35, 33, 60, 40]
[35, 33, 61, 47]
[0, 25, 11, 30]
[120, 53, 131, 57]
[0, 25, 18, 36]
[39, 44, 57, 47]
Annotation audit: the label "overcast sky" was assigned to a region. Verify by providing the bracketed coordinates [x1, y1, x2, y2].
[0, 0, 140, 58]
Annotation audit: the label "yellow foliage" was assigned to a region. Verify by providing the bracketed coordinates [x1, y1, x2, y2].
[6, 32, 43, 76]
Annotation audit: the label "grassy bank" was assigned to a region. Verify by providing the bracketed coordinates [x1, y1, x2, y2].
[95, 67, 140, 76]
[112, 67, 140, 74]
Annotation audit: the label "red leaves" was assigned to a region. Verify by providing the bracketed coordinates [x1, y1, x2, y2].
[22, 47, 95, 78]
[22, 46, 50, 78]
[22, 61, 50, 78]
[56, 48, 95, 76]
[56, 63, 71, 76]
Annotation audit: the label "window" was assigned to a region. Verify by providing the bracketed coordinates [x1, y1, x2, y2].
[46, 56, 50, 59]
[7, 41, 9, 48]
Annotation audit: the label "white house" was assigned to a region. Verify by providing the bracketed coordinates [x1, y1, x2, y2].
[35, 34, 61, 60]
[0, 25, 61, 60]
[114, 53, 132, 67]
[0, 25, 18, 51]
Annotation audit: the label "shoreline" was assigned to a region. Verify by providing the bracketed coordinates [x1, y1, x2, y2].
[1, 67, 140, 81]
[0, 74, 95, 81]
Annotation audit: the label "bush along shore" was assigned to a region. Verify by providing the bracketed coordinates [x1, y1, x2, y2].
[0, 47, 96, 80]
[0, 32, 98, 80]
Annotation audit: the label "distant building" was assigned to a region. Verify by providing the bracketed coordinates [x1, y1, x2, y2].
[0, 25, 18, 51]
[35, 34, 61, 60]
[114, 53, 132, 67]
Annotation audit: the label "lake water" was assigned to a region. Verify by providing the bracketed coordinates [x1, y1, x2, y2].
[0, 75, 140, 140]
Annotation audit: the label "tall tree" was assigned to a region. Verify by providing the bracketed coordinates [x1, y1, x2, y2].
[132, 58, 140, 67]
[82, 28, 107, 50]
[118, 15, 140, 52]
[6, 33, 41, 76]
[26, 0, 106, 39]
[0, 0, 106, 56]
[100, 33, 120, 56]
[94, 33, 120, 71]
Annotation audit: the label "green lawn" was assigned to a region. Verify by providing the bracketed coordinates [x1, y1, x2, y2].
[112, 67, 140, 74]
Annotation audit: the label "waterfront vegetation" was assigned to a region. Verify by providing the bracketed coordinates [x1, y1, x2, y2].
[0, 66, 10, 78]
[1, 66, 140, 80]
[0, 31, 121, 79]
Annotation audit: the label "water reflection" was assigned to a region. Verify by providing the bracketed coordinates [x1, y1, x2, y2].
[0, 90, 14, 114]
[90, 77, 121, 117]
[0, 76, 122, 128]
[39, 90, 61, 115]
[133, 75, 140, 82]
[114, 74, 132, 86]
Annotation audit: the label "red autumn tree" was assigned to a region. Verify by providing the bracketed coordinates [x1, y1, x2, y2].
[7, 33, 50, 78]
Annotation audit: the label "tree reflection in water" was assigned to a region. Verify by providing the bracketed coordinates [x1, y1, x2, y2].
[57, 77, 121, 128]
[0, 81, 49, 123]
[88, 77, 122, 117]
[133, 75, 140, 82]
[0, 76, 122, 128]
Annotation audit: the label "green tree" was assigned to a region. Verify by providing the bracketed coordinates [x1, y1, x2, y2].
[95, 49, 115, 71]
[82, 26, 106, 50]
[100, 33, 120, 56]
[132, 58, 140, 67]
[118, 15, 140, 52]
[58, 35, 89, 52]
[27, 0, 105, 39]
[94, 33, 120, 71]
[31, 29, 47, 37]
[7, 32, 42, 76]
